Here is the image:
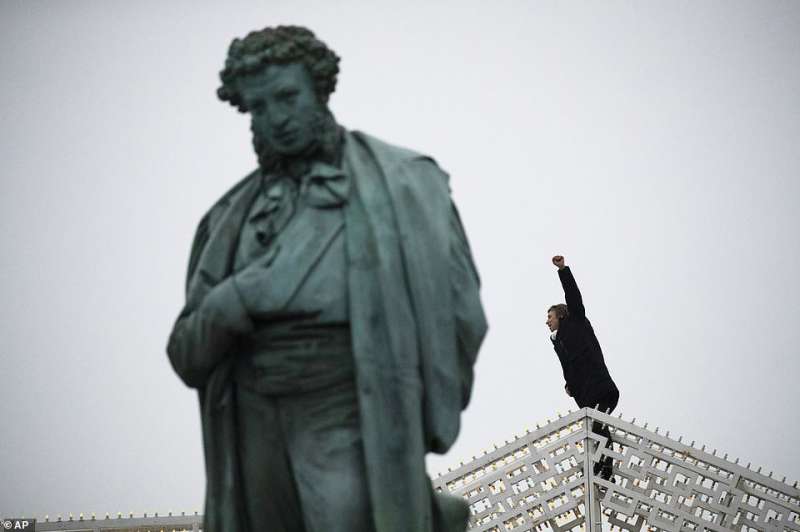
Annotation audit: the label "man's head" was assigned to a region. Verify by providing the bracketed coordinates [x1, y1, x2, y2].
[217, 26, 341, 171]
[546, 304, 568, 332]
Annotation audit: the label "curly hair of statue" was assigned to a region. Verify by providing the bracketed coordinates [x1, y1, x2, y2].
[217, 26, 341, 110]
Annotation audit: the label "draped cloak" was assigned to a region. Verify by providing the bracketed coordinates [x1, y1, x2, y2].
[167, 130, 488, 532]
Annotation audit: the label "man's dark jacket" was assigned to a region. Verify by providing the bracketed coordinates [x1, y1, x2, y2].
[552, 266, 617, 408]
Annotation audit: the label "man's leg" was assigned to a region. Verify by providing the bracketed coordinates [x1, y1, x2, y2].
[236, 386, 307, 532]
[592, 389, 619, 481]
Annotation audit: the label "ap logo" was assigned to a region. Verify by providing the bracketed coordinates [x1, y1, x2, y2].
[1, 520, 34, 531]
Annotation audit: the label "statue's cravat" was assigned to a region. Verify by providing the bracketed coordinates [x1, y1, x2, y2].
[248, 161, 349, 249]
[300, 160, 350, 208]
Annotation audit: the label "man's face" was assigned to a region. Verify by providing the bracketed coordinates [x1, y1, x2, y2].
[236, 62, 320, 157]
[546, 310, 560, 332]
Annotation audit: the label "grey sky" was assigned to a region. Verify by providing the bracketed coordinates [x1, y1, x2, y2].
[1, 0, 799, 518]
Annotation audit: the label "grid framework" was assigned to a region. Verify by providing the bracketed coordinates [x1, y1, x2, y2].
[8, 408, 799, 532]
[432, 408, 800, 532]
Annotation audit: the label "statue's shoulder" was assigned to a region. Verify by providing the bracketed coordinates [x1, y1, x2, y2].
[350, 130, 449, 185]
[185, 170, 258, 275]
[198, 169, 259, 230]
[351, 130, 425, 164]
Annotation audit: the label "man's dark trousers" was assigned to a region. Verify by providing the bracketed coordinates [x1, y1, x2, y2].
[587, 389, 619, 480]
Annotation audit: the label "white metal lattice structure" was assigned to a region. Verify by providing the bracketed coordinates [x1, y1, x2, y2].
[432, 408, 800, 532]
[11, 409, 800, 532]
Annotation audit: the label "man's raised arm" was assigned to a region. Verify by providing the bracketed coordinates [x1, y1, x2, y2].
[552, 255, 586, 319]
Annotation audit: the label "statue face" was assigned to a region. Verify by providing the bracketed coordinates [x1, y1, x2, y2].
[237, 63, 320, 157]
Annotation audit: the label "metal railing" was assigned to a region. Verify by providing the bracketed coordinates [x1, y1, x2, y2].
[9, 408, 800, 532]
[432, 408, 800, 532]
[0, 513, 203, 532]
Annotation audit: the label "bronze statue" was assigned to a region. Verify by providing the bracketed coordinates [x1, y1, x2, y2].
[167, 25, 487, 532]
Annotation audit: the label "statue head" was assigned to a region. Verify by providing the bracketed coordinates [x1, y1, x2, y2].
[217, 26, 341, 173]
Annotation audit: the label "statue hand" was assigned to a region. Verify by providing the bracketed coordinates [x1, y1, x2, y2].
[552, 255, 565, 269]
[232, 244, 282, 317]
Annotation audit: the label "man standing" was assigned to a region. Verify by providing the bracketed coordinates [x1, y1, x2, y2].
[546, 255, 618, 480]
[166, 26, 487, 532]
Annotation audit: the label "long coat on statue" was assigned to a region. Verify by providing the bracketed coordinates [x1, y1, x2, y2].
[167, 130, 488, 532]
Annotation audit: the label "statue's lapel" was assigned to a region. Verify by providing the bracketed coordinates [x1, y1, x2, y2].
[248, 207, 345, 317]
[187, 173, 261, 305]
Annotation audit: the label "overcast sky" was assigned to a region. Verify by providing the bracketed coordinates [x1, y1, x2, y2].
[1, 0, 799, 519]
